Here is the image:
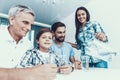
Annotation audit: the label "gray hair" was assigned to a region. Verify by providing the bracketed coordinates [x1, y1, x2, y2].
[8, 5, 35, 17]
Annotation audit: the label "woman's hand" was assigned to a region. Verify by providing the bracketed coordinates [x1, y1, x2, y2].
[95, 32, 106, 42]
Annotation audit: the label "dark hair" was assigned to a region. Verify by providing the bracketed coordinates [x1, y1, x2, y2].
[36, 28, 52, 40]
[51, 22, 66, 32]
[75, 6, 90, 41]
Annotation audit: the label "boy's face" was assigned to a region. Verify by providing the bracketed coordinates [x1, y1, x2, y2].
[37, 32, 53, 50]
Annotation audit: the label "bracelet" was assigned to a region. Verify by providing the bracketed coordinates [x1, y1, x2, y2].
[71, 66, 74, 72]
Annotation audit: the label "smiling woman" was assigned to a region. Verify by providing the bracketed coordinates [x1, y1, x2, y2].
[67, 6, 110, 68]
[64, 0, 120, 69]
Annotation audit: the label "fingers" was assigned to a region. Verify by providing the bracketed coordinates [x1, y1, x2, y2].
[48, 64, 58, 73]
[74, 61, 82, 69]
[43, 64, 58, 80]
[35, 64, 58, 80]
[95, 32, 106, 41]
[45, 66, 57, 79]
[28, 65, 57, 80]
[59, 65, 72, 74]
[60, 68, 71, 74]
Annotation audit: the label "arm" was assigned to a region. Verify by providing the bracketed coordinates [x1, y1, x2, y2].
[70, 56, 75, 64]
[93, 21, 108, 42]
[66, 42, 77, 48]
[59, 64, 73, 74]
[0, 64, 57, 80]
[95, 32, 107, 42]
[0, 68, 9, 80]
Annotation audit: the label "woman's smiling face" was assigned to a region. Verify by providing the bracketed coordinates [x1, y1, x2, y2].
[77, 9, 87, 24]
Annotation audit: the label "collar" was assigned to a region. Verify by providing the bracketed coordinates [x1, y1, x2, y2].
[5, 27, 24, 44]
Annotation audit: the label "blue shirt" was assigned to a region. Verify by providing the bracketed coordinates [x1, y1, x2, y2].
[76, 21, 108, 63]
[51, 41, 75, 64]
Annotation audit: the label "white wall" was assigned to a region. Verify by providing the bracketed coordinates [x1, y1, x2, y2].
[85, 0, 120, 52]
[62, 0, 120, 68]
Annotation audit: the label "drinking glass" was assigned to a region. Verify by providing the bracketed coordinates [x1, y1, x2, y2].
[80, 55, 90, 70]
[58, 55, 69, 74]
[49, 53, 56, 64]
[74, 52, 82, 70]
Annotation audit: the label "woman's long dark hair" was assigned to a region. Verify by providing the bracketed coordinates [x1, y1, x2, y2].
[75, 6, 90, 42]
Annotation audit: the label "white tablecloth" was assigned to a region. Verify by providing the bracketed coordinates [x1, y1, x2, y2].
[54, 68, 120, 80]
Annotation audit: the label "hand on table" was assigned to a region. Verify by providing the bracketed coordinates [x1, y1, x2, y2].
[59, 65, 72, 74]
[27, 64, 58, 80]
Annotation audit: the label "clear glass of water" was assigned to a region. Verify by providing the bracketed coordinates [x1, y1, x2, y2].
[57, 54, 69, 73]
[80, 55, 90, 70]
[49, 53, 56, 64]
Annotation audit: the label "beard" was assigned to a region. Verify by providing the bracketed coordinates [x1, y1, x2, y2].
[55, 36, 65, 42]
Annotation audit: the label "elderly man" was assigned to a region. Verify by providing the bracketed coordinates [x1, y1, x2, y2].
[0, 5, 57, 80]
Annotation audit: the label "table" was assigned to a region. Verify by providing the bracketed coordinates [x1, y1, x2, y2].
[54, 68, 120, 80]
